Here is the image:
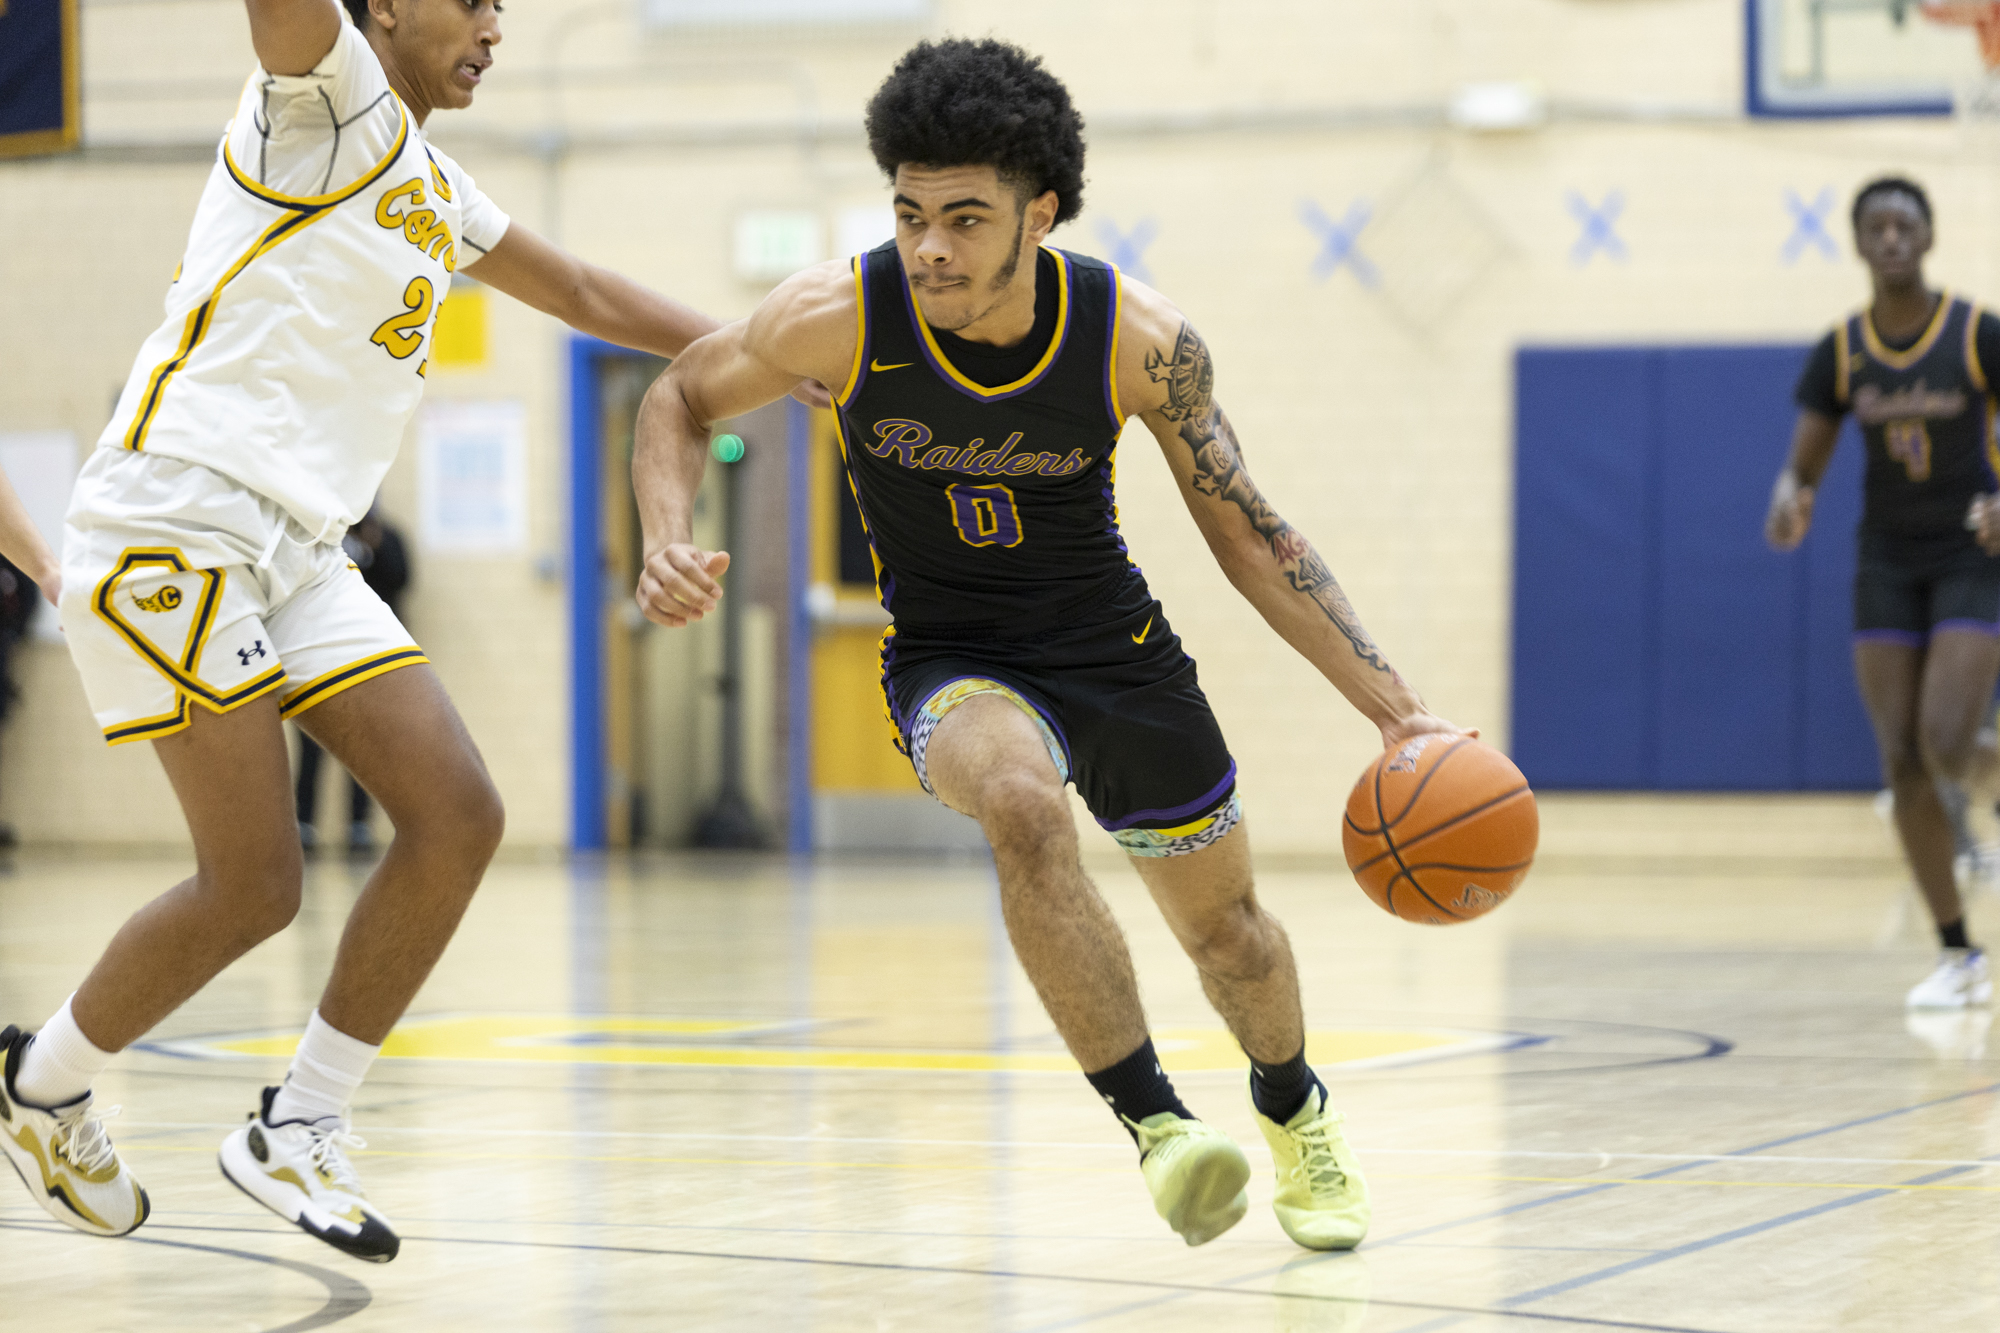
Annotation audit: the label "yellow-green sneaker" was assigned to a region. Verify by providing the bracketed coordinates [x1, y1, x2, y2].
[1129, 1112, 1251, 1247]
[1251, 1082, 1370, 1250]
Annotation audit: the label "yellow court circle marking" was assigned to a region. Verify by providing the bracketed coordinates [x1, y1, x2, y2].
[105, 1143, 2000, 1193]
[156, 1014, 1502, 1074]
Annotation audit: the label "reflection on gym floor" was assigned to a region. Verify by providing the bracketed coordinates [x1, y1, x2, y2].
[2, 796, 1996, 1331]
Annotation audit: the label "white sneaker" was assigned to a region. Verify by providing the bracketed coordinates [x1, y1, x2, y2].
[1906, 948, 1994, 1009]
[218, 1086, 399, 1263]
[0, 1025, 150, 1237]
[1954, 843, 2000, 894]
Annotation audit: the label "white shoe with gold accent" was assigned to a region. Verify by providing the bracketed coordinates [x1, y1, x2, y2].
[0, 1025, 150, 1237]
[218, 1086, 399, 1263]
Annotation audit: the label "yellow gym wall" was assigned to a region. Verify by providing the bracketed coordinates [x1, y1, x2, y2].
[2, 0, 1993, 848]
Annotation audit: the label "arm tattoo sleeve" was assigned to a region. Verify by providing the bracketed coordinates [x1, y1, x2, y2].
[1148, 321, 1395, 676]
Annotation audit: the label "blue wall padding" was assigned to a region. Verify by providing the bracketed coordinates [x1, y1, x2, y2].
[1512, 344, 1879, 790]
[1655, 347, 1804, 788]
[1513, 349, 1656, 786]
[1800, 425, 1872, 784]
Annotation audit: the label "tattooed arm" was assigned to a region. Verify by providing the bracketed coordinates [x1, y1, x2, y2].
[1118, 283, 1460, 745]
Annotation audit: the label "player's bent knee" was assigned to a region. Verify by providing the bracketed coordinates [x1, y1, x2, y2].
[422, 777, 505, 865]
[1178, 903, 1275, 981]
[1918, 724, 1978, 778]
[1882, 742, 1927, 784]
[446, 769, 506, 851]
[380, 750, 505, 857]
[199, 862, 303, 942]
[976, 772, 1072, 853]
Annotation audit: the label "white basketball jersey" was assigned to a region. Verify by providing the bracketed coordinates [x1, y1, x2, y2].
[97, 19, 511, 543]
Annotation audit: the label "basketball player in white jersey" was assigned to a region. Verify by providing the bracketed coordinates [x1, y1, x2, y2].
[0, 0, 796, 1263]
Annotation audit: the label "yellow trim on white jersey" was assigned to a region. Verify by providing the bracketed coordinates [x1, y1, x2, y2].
[279, 646, 428, 718]
[123, 210, 341, 451]
[221, 100, 411, 211]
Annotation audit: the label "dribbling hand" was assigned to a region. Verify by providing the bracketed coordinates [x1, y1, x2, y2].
[1967, 494, 2000, 556]
[1379, 710, 1477, 752]
[636, 544, 731, 628]
[1765, 471, 1815, 552]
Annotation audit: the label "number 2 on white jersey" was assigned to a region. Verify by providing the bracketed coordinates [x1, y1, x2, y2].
[370, 277, 435, 362]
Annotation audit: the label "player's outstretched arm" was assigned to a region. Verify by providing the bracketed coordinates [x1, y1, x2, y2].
[0, 468, 59, 606]
[1766, 410, 1840, 552]
[243, 0, 342, 77]
[468, 223, 726, 364]
[630, 261, 856, 629]
[1120, 285, 1456, 747]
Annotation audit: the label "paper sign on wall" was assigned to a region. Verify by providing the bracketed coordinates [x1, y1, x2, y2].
[0, 431, 77, 641]
[417, 400, 527, 554]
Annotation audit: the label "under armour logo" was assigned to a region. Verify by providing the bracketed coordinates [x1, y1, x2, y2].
[237, 641, 267, 666]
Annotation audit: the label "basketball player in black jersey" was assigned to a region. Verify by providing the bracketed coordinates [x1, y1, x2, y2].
[633, 40, 1463, 1250]
[1769, 177, 1997, 1009]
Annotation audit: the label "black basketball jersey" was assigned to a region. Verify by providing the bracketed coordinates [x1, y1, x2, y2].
[1829, 294, 1998, 539]
[833, 242, 1142, 635]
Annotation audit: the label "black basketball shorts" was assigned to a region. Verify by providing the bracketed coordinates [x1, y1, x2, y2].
[879, 583, 1240, 857]
[1854, 532, 2000, 644]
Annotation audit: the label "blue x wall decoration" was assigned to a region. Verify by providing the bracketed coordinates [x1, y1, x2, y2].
[1096, 217, 1159, 286]
[1782, 187, 1839, 264]
[1567, 190, 1628, 266]
[1299, 198, 1379, 287]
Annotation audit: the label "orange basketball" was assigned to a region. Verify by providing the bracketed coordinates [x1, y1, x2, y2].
[1342, 733, 1538, 925]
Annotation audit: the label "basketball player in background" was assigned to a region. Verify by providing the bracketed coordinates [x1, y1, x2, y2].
[632, 39, 1465, 1250]
[0, 468, 60, 609]
[0, 0, 808, 1262]
[1768, 177, 1997, 1009]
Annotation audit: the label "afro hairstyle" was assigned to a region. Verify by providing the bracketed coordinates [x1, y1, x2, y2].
[1852, 175, 1932, 230]
[864, 39, 1087, 228]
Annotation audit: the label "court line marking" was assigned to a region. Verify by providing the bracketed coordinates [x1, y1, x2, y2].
[1498, 1160, 1983, 1309]
[1365, 1076, 2000, 1247]
[77, 1218, 1740, 1333]
[100, 1140, 2000, 1192]
[0, 1219, 370, 1332]
[0, 1202, 1674, 1254]
[1183, 1077, 2000, 1333]
[107, 1120, 2000, 1170]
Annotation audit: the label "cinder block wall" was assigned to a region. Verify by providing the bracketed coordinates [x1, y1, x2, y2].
[2, 0, 1985, 848]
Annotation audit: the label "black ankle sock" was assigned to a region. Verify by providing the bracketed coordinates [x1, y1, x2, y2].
[1940, 918, 1972, 951]
[1250, 1047, 1323, 1124]
[1086, 1038, 1190, 1142]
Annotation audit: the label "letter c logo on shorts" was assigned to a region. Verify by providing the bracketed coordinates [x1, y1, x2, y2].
[133, 586, 184, 613]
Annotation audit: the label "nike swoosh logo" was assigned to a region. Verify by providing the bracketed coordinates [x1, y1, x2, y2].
[1131, 617, 1152, 644]
[870, 360, 915, 372]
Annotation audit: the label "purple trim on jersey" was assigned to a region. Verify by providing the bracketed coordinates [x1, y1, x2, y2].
[1933, 617, 2000, 637]
[845, 250, 877, 408]
[1100, 453, 1130, 557]
[1853, 628, 1927, 647]
[918, 672, 1074, 768]
[1983, 396, 2000, 491]
[1102, 265, 1123, 430]
[1096, 760, 1239, 832]
[905, 250, 1074, 405]
[878, 627, 908, 751]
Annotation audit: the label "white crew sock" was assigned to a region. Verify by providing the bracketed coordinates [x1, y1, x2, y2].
[268, 1010, 380, 1127]
[14, 995, 117, 1110]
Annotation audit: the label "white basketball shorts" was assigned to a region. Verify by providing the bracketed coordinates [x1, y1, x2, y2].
[60, 450, 426, 746]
